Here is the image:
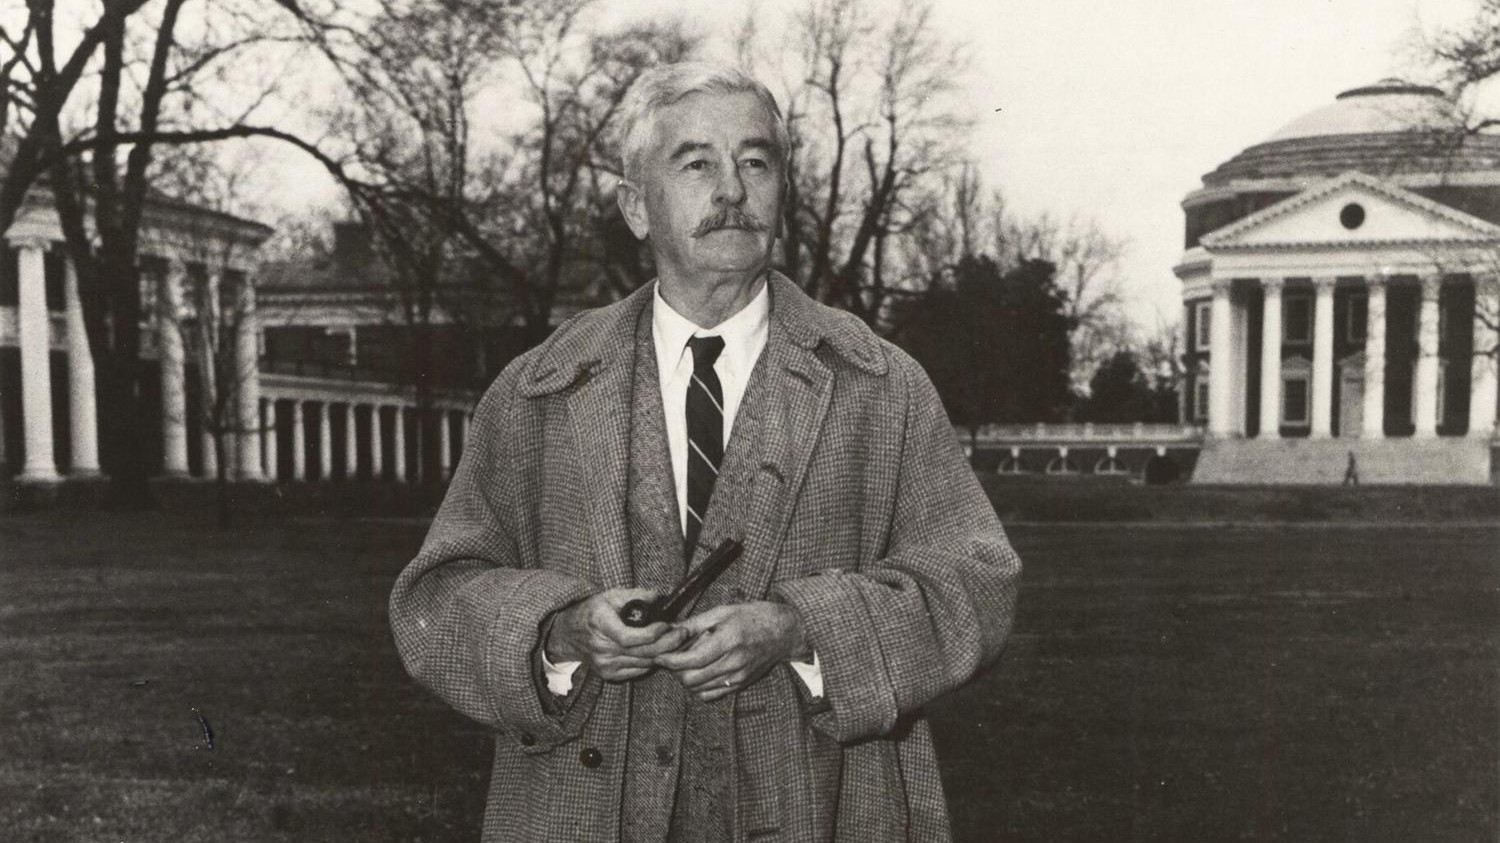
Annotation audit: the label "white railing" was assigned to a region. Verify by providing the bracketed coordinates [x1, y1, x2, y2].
[956, 422, 1205, 445]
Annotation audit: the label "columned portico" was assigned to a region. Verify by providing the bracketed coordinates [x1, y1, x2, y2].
[1178, 83, 1500, 483]
[1310, 276, 1336, 439]
[1362, 278, 1387, 439]
[246, 377, 472, 487]
[1412, 276, 1442, 439]
[1258, 278, 1284, 439]
[1470, 276, 1499, 439]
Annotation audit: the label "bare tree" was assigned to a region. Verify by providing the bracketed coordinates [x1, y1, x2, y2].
[287, 0, 505, 444]
[303, 0, 696, 355]
[1138, 310, 1188, 421]
[1425, 7, 1500, 364]
[740, 0, 971, 330]
[475, 3, 698, 335]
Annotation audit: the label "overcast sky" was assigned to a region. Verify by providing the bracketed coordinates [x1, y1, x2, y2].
[259, 0, 1484, 331]
[602, 0, 1483, 329]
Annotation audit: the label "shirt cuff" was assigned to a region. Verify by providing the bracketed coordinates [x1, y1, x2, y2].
[540, 649, 583, 696]
[788, 650, 823, 699]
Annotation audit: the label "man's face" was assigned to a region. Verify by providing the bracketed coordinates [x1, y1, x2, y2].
[619, 90, 786, 284]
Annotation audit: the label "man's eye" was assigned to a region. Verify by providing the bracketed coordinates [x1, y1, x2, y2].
[742, 157, 767, 170]
[685, 160, 709, 171]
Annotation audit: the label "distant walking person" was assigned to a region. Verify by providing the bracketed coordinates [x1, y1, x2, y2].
[1344, 450, 1360, 486]
[387, 61, 1022, 841]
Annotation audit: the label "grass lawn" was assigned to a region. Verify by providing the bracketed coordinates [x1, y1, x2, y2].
[2, 512, 1496, 842]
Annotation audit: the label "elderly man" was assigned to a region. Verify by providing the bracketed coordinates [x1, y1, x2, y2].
[389, 61, 1021, 842]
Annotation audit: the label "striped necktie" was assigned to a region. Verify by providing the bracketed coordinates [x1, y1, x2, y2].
[684, 335, 725, 560]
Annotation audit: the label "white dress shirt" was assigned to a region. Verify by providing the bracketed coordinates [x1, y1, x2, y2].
[544, 279, 822, 698]
[652, 279, 770, 535]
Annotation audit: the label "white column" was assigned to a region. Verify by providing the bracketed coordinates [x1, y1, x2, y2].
[201, 425, 218, 479]
[1310, 276, 1336, 438]
[1258, 278, 1283, 439]
[292, 400, 306, 480]
[159, 262, 190, 476]
[392, 405, 407, 482]
[1362, 279, 1387, 439]
[1469, 275, 1498, 439]
[412, 412, 423, 483]
[198, 266, 222, 478]
[1207, 278, 1235, 437]
[63, 257, 100, 475]
[317, 401, 332, 481]
[12, 236, 59, 481]
[1229, 295, 1249, 434]
[370, 405, 384, 480]
[1413, 276, 1442, 438]
[235, 276, 263, 481]
[439, 409, 453, 479]
[263, 399, 279, 481]
[344, 403, 357, 480]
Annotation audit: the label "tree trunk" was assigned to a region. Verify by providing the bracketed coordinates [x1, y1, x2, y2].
[215, 431, 231, 529]
[98, 350, 153, 509]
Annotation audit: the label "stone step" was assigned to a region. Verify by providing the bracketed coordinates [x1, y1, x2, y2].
[1191, 437, 1493, 485]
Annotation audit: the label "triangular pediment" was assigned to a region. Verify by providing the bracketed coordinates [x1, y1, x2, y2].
[1201, 171, 1500, 250]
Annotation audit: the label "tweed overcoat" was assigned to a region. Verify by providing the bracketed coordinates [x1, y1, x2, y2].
[389, 272, 1022, 842]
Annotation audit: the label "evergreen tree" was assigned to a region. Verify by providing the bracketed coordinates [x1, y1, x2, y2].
[898, 254, 1073, 428]
[1081, 350, 1154, 422]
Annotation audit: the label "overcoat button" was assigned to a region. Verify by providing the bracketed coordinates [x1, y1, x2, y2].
[655, 745, 674, 766]
[519, 733, 536, 747]
[580, 747, 603, 768]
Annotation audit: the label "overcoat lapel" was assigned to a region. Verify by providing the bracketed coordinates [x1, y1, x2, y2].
[735, 286, 836, 602]
[566, 358, 635, 590]
[629, 308, 686, 570]
[539, 290, 654, 592]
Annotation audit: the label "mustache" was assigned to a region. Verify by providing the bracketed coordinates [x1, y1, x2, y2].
[691, 207, 769, 237]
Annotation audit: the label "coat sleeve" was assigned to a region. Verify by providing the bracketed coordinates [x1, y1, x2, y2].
[770, 353, 1022, 744]
[388, 364, 598, 753]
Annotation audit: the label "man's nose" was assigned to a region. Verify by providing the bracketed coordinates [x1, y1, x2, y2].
[712, 164, 746, 205]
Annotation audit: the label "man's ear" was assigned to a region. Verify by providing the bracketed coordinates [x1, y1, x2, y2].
[617, 180, 650, 241]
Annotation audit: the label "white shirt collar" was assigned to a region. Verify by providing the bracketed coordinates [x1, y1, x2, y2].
[651, 278, 770, 379]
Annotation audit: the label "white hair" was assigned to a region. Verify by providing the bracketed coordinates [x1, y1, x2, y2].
[618, 61, 790, 183]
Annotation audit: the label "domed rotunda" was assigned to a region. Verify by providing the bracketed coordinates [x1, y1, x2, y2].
[1175, 80, 1500, 484]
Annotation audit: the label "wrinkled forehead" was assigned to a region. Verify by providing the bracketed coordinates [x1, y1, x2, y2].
[645, 90, 785, 162]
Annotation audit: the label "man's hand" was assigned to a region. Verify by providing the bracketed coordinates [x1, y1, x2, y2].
[546, 588, 690, 683]
[654, 601, 808, 702]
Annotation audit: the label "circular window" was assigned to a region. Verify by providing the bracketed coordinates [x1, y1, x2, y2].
[1340, 203, 1365, 230]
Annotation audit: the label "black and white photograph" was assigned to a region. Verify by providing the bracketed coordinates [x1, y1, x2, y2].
[1, 0, 1497, 840]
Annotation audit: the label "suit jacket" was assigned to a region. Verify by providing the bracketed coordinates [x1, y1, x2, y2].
[388, 271, 1023, 842]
